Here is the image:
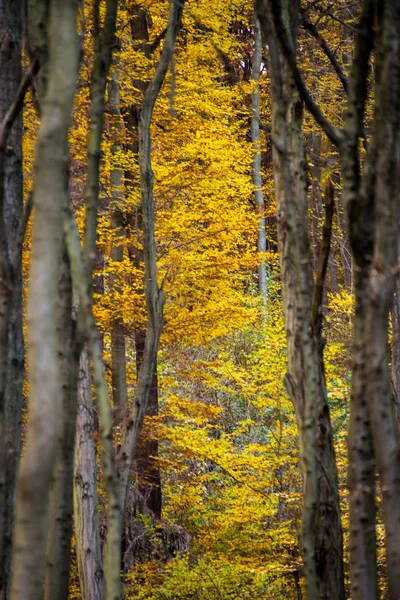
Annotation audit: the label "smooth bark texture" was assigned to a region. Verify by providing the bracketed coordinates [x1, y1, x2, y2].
[257, 3, 345, 599]
[117, 0, 184, 516]
[10, 1, 80, 598]
[0, 2, 24, 596]
[74, 347, 105, 600]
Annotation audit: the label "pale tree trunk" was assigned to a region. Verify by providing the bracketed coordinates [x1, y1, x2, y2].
[10, 1, 80, 598]
[0, 1, 24, 597]
[44, 246, 80, 600]
[69, 2, 120, 598]
[251, 13, 267, 305]
[74, 347, 105, 600]
[256, 3, 345, 599]
[116, 0, 185, 517]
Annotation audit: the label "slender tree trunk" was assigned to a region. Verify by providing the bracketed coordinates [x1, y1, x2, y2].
[117, 0, 184, 517]
[363, 5, 400, 594]
[109, 61, 128, 419]
[74, 347, 105, 600]
[251, 13, 268, 304]
[44, 246, 80, 600]
[10, 1, 80, 598]
[124, 3, 163, 532]
[135, 329, 162, 520]
[257, 3, 345, 598]
[0, 2, 24, 597]
[308, 133, 322, 275]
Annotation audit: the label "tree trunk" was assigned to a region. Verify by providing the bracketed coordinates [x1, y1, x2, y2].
[10, 1, 80, 598]
[44, 246, 80, 600]
[117, 0, 184, 517]
[392, 237, 400, 432]
[363, 4, 400, 594]
[251, 13, 268, 305]
[135, 329, 162, 521]
[74, 347, 105, 600]
[109, 59, 128, 419]
[257, 3, 345, 598]
[0, 1, 24, 597]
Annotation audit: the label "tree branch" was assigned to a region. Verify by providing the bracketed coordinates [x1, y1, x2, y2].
[0, 57, 39, 152]
[267, 0, 344, 148]
[302, 16, 348, 94]
[12, 192, 33, 275]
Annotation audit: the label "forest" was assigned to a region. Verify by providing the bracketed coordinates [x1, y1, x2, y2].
[0, 0, 400, 598]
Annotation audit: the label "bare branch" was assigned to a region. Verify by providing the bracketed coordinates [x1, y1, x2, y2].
[12, 192, 33, 275]
[266, 0, 344, 148]
[0, 58, 39, 152]
[302, 17, 348, 94]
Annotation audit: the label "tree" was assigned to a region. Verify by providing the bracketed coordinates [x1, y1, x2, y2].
[10, 1, 80, 598]
[0, 1, 26, 597]
[256, 3, 345, 598]
[262, 0, 400, 597]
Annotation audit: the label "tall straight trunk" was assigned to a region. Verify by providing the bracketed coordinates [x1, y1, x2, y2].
[10, 1, 80, 598]
[257, 3, 345, 598]
[74, 347, 105, 600]
[363, 4, 400, 594]
[117, 0, 184, 517]
[0, 2, 24, 597]
[109, 61, 128, 418]
[44, 246, 80, 600]
[251, 12, 268, 304]
[263, 0, 400, 594]
[308, 133, 322, 274]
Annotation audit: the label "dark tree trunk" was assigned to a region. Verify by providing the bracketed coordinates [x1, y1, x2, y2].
[44, 246, 80, 600]
[0, 2, 24, 597]
[135, 329, 162, 520]
[256, 3, 345, 598]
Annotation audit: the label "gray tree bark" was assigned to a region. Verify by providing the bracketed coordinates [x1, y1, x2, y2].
[10, 1, 80, 598]
[256, 3, 345, 598]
